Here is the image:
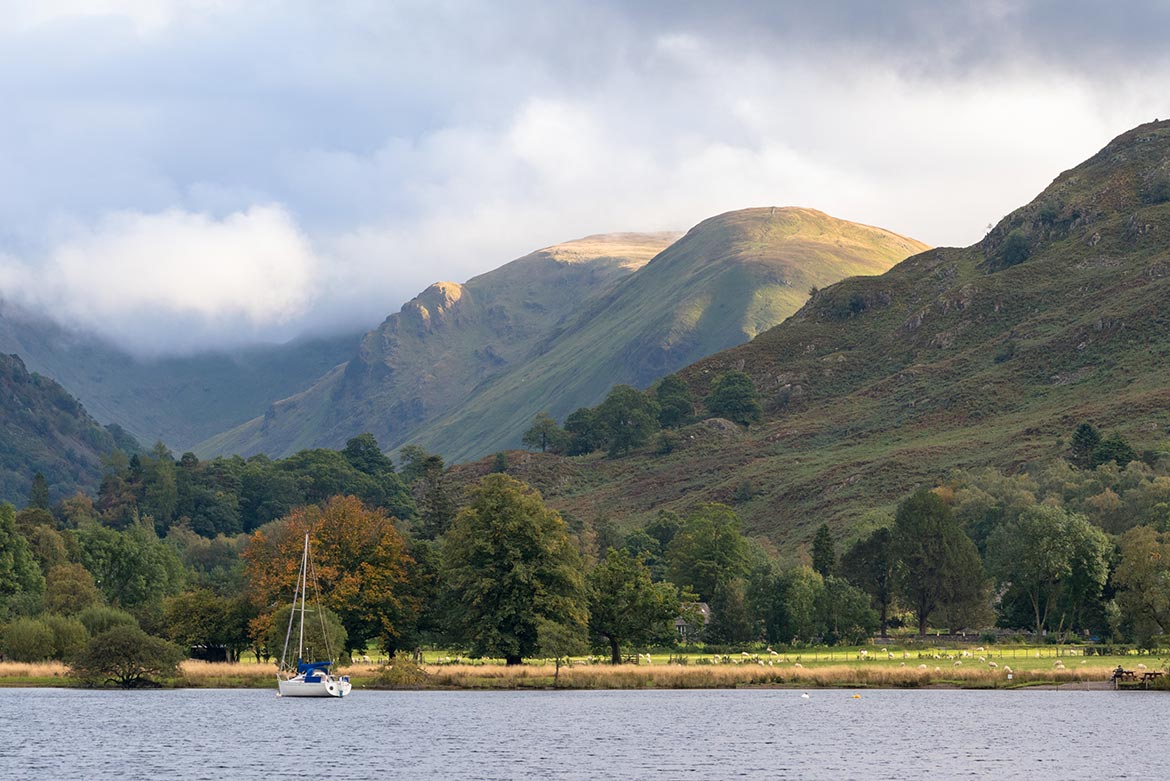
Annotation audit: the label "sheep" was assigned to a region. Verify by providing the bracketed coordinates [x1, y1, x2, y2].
[899, 662, 906, 667]
[988, 662, 998, 669]
[1003, 666, 1012, 673]
[978, 656, 986, 663]
[794, 662, 803, 669]
[917, 664, 928, 670]
[1138, 663, 1148, 670]
[953, 660, 962, 667]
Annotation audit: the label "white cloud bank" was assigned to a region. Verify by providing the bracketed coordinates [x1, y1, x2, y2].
[0, 206, 319, 353]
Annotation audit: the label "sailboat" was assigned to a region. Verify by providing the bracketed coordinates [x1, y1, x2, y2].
[276, 533, 352, 698]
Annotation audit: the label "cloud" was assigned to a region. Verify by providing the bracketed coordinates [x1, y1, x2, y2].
[0, 206, 319, 354]
[0, 1, 1169, 353]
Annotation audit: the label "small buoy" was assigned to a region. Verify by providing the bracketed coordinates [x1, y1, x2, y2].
[851, 694, 861, 699]
[800, 693, 810, 699]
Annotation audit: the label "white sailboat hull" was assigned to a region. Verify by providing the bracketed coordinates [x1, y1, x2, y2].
[278, 674, 352, 698]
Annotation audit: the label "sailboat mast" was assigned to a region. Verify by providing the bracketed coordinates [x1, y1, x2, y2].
[298, 532, 309, 661]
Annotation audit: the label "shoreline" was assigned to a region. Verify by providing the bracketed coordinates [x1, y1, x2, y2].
[1, 660, 1160, 692]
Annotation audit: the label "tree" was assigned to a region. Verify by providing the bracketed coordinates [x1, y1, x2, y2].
[1091, 435, 1137, 469]
[811, 524, 836, 576]
[522, 413, 568, 453]
[588, 548, 681, 663]
[817, 576, 879, 645]
[841, 527, 898, 637]
[44, 563, 105, 615]
[441, 475, 587, 665]
[892, 489, 986, 636]
[654, 375, 694, 429]
[1068, 423, 1100, 470]
[596, 385, 660, 456]
[74, 521, 185, 612]
[415, 455, 456, 540]
[665, 504, 749, 602]
[564, 407, 607, 455]
[705, 370, 761, 427]
[243, 495, 417, 656]
[0, 503, 45, 619]
[705, 578, 755, 645]
[536, 617, 587, 686]
[163, 589, 255, 662]
[140, 442, 178, 533]
[987, 505, 1109, 640]
[28, 473, 50, 511]
[342, 433, 396, 477]
[263, 603, 348, 663]
[1113, 526, 1170, 643]
[70, 625, 184, 688]
[774, 567, 825, 644]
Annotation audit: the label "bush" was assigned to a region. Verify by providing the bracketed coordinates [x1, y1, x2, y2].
[370, 658, 429, 689]
[997, 231, 1030, 267]
[1, 617, 54, 662]
[70, 625, 185, 688]
[77, 605, 138, 636]
[43, 614, 89, 660]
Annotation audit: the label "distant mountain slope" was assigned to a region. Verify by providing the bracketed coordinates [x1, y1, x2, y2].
[0, 308, 360, 451]
[417, 208, 926, 461]
[199, 232, 680, 458]
[480, 120, 1170, 554]
[0, 353, 138, 504]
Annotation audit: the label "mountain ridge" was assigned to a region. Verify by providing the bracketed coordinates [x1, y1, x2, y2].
[202, 210, 925, 461]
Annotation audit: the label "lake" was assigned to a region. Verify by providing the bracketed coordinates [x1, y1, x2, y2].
[1, 687, 1164, 779]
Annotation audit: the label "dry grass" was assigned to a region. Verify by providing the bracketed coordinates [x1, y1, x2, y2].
[381, 660, 1124, 690]
[0, 657, 1139, 691]
[177, 660, 279, 688]
[0, 661, 69, 679]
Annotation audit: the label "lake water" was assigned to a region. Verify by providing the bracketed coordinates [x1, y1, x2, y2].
[1, 687, 1165, 779]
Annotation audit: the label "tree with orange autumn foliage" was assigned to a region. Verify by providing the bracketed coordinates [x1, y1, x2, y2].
[243, 495, 417, 656]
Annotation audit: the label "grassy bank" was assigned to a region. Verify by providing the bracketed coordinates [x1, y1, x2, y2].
[0, 653, 1160, 691]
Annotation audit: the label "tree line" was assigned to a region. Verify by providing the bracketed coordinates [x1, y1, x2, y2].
[2, 420, 1168, 683]
[522, 370, 762, 458]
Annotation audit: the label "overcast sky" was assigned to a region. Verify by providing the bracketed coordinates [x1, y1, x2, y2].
[0, 0, 1167, 354]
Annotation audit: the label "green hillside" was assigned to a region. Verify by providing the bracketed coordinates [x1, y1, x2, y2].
[0, 353, 139, 503]
[455, 120, 1170, 555]
[418, 208, 926, 461]
[198, 232, 680, 458]
[0, 308, 360, 451]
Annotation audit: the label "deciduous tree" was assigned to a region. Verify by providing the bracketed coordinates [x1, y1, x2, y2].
[705, 370, 761, 427]
[441, 475, 586, 665]
[588, 548, 681, 663]
[243, 495, 417, 655]
[70, 625, 184, 688]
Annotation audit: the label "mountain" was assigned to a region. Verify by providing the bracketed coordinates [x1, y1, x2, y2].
[416, 208, 926, 461]
[0, 307, 361, 452]
[198, 232, 681, 458]
[451, 120, 1170, 554]
[0, 353, 139, 504]
[203, 210, 925, 461]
